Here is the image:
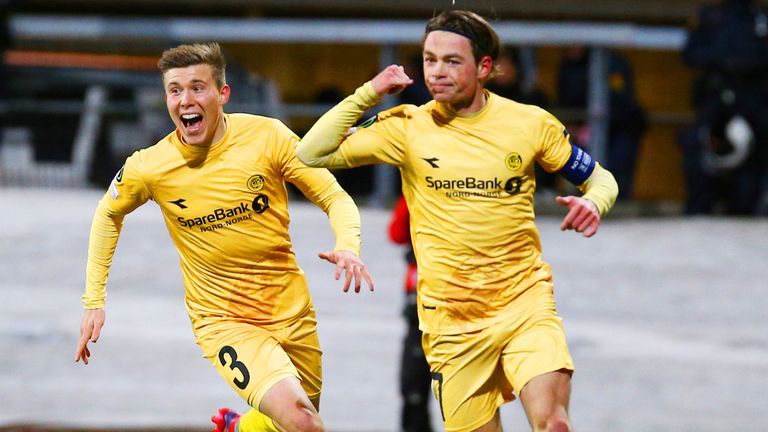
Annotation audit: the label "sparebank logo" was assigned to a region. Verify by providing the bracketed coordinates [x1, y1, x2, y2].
[177, 202, 254, 232]
[425, 176, 503, 191]
[425, 175, 523, 198]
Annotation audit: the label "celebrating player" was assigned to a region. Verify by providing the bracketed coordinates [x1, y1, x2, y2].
[297, 10, 618, 432]
[75, 42, 372, 432]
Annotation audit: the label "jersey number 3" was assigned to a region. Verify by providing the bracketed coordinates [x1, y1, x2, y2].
[218, 345, 251, 390]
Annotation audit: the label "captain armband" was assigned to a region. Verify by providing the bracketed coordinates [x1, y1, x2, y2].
[558, 144, 596, 185]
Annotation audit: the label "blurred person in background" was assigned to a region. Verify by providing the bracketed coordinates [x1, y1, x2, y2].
[74, 42, 373, 432]
[679, 0, 768, 215]
[388, 195, 434, 432]
[557, 45, 647, 201]
[0, 0, 15, 135]
[486, 46, 549, 108]
[298, 9, 618, 432]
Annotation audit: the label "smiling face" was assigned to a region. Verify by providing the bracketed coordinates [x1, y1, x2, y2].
[163, 64, 230, 146]
[423, 30, 491, 114]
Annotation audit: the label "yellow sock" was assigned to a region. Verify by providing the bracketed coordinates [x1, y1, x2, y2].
[237, 408, 280, 432]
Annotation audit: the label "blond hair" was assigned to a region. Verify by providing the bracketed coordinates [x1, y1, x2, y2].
[157, 42, 227, 88]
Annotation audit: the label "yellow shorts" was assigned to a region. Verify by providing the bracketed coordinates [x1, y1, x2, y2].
[422, 284, 573, 432]
[193, 308, 322, 410]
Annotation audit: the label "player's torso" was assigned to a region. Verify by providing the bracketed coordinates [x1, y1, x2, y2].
[148, 119, 294, 271]
[136, 116, 311, 325]
[399, 99, 550, 333]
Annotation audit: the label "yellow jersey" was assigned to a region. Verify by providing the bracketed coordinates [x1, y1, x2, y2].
[298, 83, 617, 334]
[83, 113, 360, 329]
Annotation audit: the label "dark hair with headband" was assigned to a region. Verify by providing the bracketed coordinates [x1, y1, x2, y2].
[424, 10, 500, 64]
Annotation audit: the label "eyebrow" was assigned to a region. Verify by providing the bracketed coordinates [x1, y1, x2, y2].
[423, 50, 464, 60]
[165, 78, 208, 87]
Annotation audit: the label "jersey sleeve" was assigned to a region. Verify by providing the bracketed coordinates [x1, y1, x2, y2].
[82, 154, 151, 309]
[535, 110, 573, 173]
[297, 81, 407, 169]
[275, 121, 361, 255]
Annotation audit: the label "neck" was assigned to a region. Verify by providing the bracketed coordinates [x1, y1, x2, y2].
[445, 89, 488, 116]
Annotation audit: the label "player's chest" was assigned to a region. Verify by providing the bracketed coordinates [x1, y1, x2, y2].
[152, 151, 279, 218]
[404, 126, 536, 181]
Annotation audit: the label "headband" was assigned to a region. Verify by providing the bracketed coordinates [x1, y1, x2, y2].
[428, 26, 477, 44]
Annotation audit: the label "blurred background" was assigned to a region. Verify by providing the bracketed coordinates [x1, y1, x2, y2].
[3, 0, 767, 215]
[2, 1, 768, 431]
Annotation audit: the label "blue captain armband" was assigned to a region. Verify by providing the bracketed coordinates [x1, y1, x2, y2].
[559, 144, 596, 185]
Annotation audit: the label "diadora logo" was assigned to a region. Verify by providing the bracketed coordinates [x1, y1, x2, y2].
[169, 198, 187, 209]
[247, 174, 265, 192]
[421, 157, 440, 168]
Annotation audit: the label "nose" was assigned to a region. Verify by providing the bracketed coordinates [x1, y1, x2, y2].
[180, 90, 194, 106]
[428, 61, 447, 80]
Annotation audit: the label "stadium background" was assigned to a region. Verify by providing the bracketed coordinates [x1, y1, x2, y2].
[1, 1, 768, 431]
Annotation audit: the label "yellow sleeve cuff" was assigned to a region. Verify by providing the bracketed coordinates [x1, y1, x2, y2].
[579, 163, 619, 215]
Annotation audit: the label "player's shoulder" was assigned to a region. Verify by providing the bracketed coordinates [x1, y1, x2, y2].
[490, 92, 552, 119]
[377, 103, 420, 121]
[227, 112, 283, 129]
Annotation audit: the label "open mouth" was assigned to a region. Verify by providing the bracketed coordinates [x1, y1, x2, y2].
[181, 113, 203, 130]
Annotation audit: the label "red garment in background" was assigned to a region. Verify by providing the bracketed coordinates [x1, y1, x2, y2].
[388, 195, 417, 293]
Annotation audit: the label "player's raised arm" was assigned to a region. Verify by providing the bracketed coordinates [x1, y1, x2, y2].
[296, 65, 412, 169]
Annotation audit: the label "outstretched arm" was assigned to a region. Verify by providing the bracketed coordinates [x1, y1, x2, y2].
[76, 159, 149, 364]
[76, 200, 124, 364]
[297, 65, 413, 168]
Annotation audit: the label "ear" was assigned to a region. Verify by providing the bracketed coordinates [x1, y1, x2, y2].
[477, 55, 493, 80]
[219, 84, 231, 105]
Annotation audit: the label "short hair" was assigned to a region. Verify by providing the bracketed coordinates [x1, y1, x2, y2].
[157, 42, 227, 88]
[424, 10, 501, 64]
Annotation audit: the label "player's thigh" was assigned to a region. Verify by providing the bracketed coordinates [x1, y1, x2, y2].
[423, 330, 511, 432]
[501, 306, 574, 397]
[276, 309, 323, 403]
[197, 321, 299, 409]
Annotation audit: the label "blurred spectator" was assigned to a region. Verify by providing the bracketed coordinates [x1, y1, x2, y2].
[1, 0, 12, 132]
[678, 0, 768, 215]
[486, 47, 549, 107]
[557, 45, 647, 200]
[399, 53, 431, 106]
[388, 195, 433, 432]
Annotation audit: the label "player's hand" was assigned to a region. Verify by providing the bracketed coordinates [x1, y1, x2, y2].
[75, 308, 105, 365]
[371, 65, 414, 97]
[556, 196, 601, 238]
[318, 250, 375, 293]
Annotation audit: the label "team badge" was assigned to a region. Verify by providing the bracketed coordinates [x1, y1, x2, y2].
[505, 152, 522, 170]
[247, 174, 265, 192]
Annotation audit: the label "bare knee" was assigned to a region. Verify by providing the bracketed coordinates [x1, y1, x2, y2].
[292, 412, 324, 432]
[530, 414, 570, 432]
